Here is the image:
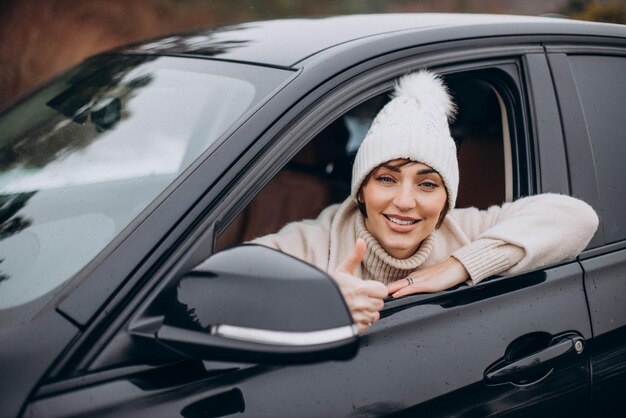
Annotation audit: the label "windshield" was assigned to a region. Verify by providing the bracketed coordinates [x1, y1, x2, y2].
[0, 55, 290, 327]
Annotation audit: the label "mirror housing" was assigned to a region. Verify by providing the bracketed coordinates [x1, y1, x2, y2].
[130, 245, 358, 364]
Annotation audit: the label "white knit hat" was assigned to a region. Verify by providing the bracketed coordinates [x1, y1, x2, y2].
[351, 71, 459, 212]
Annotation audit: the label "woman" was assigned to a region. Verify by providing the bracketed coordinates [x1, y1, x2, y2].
[254, 71, 598, 332]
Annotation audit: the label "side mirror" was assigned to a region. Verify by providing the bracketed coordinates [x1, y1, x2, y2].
[129, 245, 358, 364]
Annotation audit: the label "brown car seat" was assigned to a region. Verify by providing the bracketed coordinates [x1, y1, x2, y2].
[216, 119, 350, 250]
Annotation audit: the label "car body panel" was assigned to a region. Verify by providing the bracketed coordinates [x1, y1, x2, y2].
[0, 310, 78, 418]
[582, 249, 626, 418]
[26, 264, 592, 417]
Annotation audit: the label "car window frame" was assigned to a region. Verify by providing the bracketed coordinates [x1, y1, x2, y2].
[213, 62, 536, 244]
[209, 59, 540, 309]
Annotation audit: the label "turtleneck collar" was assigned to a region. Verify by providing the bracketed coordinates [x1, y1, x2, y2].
[355, 213, 434, 284]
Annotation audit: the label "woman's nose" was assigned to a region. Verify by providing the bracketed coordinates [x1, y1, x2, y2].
[392, 184, 417, 210]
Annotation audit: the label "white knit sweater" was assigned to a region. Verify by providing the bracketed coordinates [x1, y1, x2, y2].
[253, 194, 599, 285]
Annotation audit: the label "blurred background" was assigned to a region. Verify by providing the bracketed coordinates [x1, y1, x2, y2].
[1, 0, 624, 109]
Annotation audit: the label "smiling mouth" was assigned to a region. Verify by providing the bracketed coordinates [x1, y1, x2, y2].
[384, 215, 418, 226]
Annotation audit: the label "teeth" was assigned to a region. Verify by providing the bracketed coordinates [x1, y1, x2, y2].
[387, 216, 416, 226]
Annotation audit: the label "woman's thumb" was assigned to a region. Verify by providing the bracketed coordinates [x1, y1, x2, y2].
[338, 239, 366, 275]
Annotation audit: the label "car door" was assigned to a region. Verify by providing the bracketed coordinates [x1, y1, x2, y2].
[24, 44, 594, 417]
[546, 42, 626, 418]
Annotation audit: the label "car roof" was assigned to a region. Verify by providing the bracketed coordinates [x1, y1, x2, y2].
[121, 13, 626, 68]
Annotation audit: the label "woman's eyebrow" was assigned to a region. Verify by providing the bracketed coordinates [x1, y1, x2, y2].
[381, 164, 402, 172]
[417, 168, 438, 175]
[380, 165, 438, 175]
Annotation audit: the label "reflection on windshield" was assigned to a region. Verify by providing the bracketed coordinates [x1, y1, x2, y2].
[127, 25, 252, 57]
[0, 56, 261, 327]
[0, 192, 35, 285]
[0, 192, 34, 239]
[0, 56, 156, 174]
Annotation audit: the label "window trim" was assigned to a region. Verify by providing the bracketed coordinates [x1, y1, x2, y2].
[211, 59, 535, 316]
[212, 60, 532, 248]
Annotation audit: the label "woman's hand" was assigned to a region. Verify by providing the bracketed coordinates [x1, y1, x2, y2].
[387, 257, 470, 299]
[332, 239, 388, 333]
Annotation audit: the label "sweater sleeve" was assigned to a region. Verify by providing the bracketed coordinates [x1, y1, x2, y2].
[249, 203, 340, 271]
[447, 193, 599, 285]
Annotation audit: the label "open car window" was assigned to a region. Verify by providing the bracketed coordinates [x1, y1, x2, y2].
[216, 71, 513, 251]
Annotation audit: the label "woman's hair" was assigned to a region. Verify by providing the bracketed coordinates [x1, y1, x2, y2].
[356, 159, 449, 228]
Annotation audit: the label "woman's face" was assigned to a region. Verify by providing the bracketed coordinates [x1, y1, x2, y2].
[360, 160, 447, 259]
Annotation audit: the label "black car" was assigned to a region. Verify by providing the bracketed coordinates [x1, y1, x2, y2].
[1, 13, 625, 418]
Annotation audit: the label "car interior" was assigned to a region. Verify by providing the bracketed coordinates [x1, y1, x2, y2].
[216, 74, 512, 251]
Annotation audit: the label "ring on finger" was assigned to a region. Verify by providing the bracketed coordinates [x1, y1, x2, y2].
[406, 277, 414, 286]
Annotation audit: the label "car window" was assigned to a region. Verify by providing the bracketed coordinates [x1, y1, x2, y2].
[216, 72, 513, 250]
[568, 54, 626, 244]
[0, 55, 291, 327]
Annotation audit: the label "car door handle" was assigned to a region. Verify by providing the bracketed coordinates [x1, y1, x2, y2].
[484, 333, 585, 385]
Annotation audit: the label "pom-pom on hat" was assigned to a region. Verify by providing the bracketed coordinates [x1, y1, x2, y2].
[351, 71, 459, 212]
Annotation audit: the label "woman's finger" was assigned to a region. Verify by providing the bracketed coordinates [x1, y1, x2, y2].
[388, 258, 470, 299]
[370, 297, 385, 311]
[356, 322, 369, 333]
[363, 279, 388, 299]
[387, 277, 416, 294]
[350, 299, 384, 316]
[370, 310, 381, 323]
[352, 309, 380, 328]
[391, 281, 437, 299]
[348, 289, 383, 310]
[336, 239, 366, 275]
[333, 250, 388, 333]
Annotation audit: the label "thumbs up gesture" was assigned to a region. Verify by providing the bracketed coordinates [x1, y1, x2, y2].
[332, 239, 388, 333]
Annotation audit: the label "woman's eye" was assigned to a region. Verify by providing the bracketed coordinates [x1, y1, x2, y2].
[376, 175, 394, 184]
[419, 181, 439, 189]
